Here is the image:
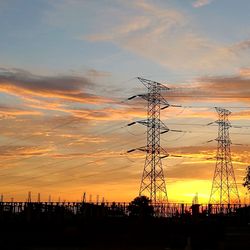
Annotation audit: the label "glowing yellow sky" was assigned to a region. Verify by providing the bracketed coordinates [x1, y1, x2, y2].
[0, 74, 249, 203]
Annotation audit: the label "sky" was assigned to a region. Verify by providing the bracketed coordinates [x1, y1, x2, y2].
[0, 0, 250, 203]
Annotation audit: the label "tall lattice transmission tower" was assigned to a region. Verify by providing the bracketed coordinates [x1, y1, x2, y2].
[127, 77, 171, 203]
[209, 107, 241, 205]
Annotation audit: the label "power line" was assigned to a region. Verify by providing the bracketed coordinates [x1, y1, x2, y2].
[0, 121, 127, 174]
[0, 128, 146, 189]
[0, 117, 81, 149]
[0, 117, 84, 169]
[4, 162, 138, 197]
[2, 143, 145, 195]
[181, 105, 250, 109]
[0, 134, 124, 179]
[164, 94, 250, 99]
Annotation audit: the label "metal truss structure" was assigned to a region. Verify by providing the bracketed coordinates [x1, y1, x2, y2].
[209, 107, 240, 205]
[128, 77, 171, 203]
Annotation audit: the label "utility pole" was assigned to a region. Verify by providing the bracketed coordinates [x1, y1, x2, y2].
[37, 193, 41, 203]
[82, 192, 86, 203]
[209, 107, 240, 205]
[128, 77, 172, 203]
[27, 191, 31, 203]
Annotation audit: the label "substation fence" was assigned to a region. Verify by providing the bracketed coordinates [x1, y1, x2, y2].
[152, 203, 243, 217]
[0, 202, 244, 217]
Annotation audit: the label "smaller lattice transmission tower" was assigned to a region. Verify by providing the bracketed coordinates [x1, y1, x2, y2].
[127, 77, 172, 203]
[209, 107, 240, 205]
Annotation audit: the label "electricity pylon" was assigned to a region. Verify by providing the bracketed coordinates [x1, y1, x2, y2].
[209, 107, 240, 205]
[127, 77, 171, 203]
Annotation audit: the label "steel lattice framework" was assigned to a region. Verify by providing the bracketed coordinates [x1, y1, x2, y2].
[128, 77, 170, 203]
[209, 107, 240, 205]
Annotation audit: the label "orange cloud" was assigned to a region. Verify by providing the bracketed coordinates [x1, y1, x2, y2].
[239, 68, 250, 77]
[0, 145, 53, 160]
[0, 105, 41, 117]
[0, 68, 113, 105]
[163, 74, 250, 107]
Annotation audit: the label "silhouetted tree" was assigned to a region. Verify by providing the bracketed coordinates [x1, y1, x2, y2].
[127, 196, 154, 217]
[243, 166, 250, 191]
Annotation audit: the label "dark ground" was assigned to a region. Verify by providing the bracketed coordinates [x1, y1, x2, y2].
[0, 205, 250, 250]
[1, 217, 250, 250]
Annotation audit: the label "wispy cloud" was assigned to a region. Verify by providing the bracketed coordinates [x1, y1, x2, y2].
[230, 39, 250, 53]
[0, 68, 112, 105]
[83, 0, 249, 73]
[197, 75, 250, 101]
[192, 0, 214, 8]
[0, 145, 53, 158]
[0, 104, 42, 117]
[0, 67, 249, 125]
[239, 68, 250, 77]
[165, 73, 250, 105]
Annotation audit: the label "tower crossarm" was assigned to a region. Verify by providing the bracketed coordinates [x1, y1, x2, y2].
[215, 107, 231, 116]
[127, 146, 169, 158]
[215, 138, 231, 144]
[137, 77, 170, 91]
[128, 93, 170, 108]
[215, 120, 231, 128]
[128, 119, 169, 132]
